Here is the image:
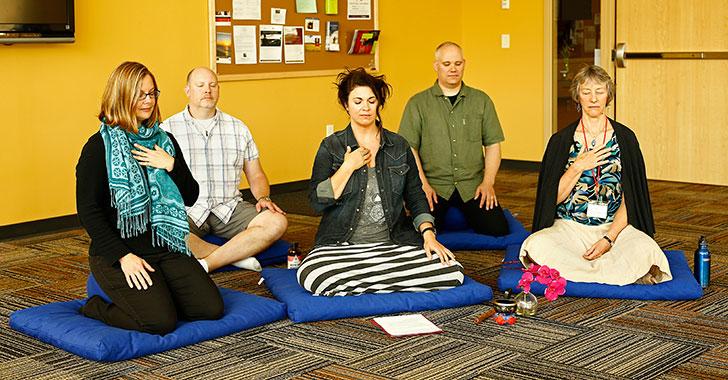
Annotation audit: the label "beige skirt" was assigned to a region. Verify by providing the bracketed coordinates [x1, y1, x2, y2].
[520, 219, 672, 285]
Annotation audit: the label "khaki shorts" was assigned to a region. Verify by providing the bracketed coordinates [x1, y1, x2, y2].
[188, 201, 261, 239]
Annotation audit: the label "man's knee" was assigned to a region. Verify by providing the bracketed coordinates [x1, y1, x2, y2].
[250, 211, 288, 238]
[472, 215, 509, 236]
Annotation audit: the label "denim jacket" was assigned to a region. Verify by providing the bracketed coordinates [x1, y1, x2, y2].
[309, 125, 434, 247]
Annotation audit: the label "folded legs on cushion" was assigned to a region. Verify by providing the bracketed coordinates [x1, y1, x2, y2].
[84, 253, 224, 335]
[433, 190, 510, 236]
[297, 242, 464, 296]
[520, 219, 672, 286]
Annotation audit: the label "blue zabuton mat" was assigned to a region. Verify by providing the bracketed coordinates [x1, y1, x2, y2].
[9, 279, 287, 361]
[262, 268, 492, 323]
[497, 244, 703, 300]
[437, 208, 530, 250]
[202, 237, 290, 271]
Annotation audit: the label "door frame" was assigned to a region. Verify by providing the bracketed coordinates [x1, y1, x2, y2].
[545, 0, 617, 146]
[543, 0, 555, 146]
[601, 0, 616, 119]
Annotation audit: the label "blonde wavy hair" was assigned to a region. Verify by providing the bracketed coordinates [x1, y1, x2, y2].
[98, 62, 161, 133]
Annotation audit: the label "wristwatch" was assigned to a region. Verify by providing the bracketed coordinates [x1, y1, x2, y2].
[257, 196, 271, 202]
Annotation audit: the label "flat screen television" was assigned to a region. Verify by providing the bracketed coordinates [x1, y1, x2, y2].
[0, 0, 75, 43]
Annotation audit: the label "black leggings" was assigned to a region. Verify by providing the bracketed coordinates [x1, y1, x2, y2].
[432, 189, 510, 236]
[85, 251, 223, 335]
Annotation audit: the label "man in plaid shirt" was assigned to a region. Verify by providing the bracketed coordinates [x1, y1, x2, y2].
[161, 67, 288, 273]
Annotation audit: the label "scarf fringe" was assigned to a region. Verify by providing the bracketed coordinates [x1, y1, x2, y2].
[152, 227, 191, 256]
[110, 189, 151, 239]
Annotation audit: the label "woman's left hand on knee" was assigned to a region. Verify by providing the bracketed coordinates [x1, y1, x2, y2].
[583, 239, 611, 261]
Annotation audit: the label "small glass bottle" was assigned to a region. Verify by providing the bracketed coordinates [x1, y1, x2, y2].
[515, 291, 538, 316]
[287, 242, 302, 270]
[694, 236, 710, 288]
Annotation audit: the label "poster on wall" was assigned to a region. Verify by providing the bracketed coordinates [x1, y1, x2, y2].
[304, 34, 322, 51]
[347, 0, 371, 20]
[304, 18, 320, 32]
[215, 11, 231, 26]
[233, 0, 261, 20]
[325, 21, 340, 51]
[271, 8, 286, 24]
[216, 32, 232, 64]
[233, 25, 257, 64]
[284, 26, 305, 63]
[259, 25, 283, 63]
[325, 0, 338, 15]
[295, 0, 317, 14]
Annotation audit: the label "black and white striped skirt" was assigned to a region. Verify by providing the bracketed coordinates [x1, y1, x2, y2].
[296, 242, 465, 296]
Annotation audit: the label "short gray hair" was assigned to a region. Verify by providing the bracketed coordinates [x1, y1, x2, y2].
[570, 65, 615, 106]
[434, 41, 463, 61]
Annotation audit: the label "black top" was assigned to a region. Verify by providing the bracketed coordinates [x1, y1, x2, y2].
[532, 118, 655, 236]
[309, 125, 431, 247]
[75, 132, 199, 265]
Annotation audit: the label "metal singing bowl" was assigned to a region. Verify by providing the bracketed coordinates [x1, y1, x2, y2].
[492, 298, 517, 314]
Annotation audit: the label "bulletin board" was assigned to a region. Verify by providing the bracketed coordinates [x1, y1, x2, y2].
[208, 0, 379, 81]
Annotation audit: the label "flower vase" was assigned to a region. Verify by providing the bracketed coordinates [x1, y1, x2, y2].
[515, 291, 538, 316]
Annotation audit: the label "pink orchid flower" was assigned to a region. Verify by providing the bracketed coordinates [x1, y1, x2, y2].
[526, 264, 540, 274]
[544, 286, 559, 301]
[518, 263, 567, 301]
[537, 265, 551, 278]
[549, 267, 560, 279]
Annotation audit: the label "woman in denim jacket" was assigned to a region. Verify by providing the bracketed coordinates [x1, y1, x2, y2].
[297, 68, 464, 296]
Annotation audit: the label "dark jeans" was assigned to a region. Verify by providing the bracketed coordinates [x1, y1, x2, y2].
[84, 252, 223, 335]
[433, 189, 510, 236]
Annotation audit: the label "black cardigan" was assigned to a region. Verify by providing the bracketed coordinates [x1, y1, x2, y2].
[532, 118, 655, 236]
[75, 132, 199, 265]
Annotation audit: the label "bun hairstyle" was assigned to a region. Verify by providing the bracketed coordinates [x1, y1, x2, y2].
[336, 67, 392, 129]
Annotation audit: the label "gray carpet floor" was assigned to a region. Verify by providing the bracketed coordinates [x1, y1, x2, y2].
[1, 168, 727, 379]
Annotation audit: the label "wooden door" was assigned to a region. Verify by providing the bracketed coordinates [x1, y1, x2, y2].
[612, 0, 728, 185]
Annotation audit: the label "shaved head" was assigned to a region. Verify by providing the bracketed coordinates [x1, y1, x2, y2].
[186, 67, 217, 85]
[434, 41, 463, 61]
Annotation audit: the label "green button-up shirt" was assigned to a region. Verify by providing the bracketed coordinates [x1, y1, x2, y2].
[398, 82, 505, 202]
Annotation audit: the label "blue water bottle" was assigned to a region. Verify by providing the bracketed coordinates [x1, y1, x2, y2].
[694, 236, 710, 288]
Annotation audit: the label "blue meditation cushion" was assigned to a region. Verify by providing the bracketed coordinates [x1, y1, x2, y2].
[262, 268, 492, 323]
[201, 237, 290, 271]
[438, 208, 530, 250]
[497, 244, 703, 300]
[8, 287, 287, 362]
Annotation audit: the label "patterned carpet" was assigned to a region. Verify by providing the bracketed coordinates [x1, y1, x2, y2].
[1, 168, 727, 379]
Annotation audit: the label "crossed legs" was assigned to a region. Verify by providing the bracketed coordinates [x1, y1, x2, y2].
[189, 209, 288, 272]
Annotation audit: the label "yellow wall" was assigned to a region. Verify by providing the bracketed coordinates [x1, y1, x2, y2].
[0, 0, 546, 226]
[461, 1, 546, 162]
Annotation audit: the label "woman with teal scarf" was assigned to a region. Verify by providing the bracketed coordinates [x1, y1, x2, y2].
[76, 62, 223, 334]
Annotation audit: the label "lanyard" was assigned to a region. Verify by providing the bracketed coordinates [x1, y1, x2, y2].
[580, 117, 608, 193]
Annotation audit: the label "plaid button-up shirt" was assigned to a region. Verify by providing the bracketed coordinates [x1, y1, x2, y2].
[161, 107, 259, 226]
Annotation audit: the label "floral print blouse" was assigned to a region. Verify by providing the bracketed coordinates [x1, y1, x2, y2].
[556, 134, 622, 225]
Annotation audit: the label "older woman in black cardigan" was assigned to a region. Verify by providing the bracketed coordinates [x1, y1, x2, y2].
[521, 65, 671, 285]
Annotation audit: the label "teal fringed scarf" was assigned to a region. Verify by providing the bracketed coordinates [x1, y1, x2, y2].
[99, 122, 190, 255]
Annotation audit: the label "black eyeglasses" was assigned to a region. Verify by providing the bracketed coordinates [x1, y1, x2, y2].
[136, 89, 161, 102]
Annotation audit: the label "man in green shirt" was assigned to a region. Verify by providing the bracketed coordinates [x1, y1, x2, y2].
[398, 41, 509, 236]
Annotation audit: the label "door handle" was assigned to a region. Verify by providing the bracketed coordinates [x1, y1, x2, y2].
[612, 42, 728, 67]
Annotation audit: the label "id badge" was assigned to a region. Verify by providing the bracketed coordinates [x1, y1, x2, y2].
[586, 202, 608, 219]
